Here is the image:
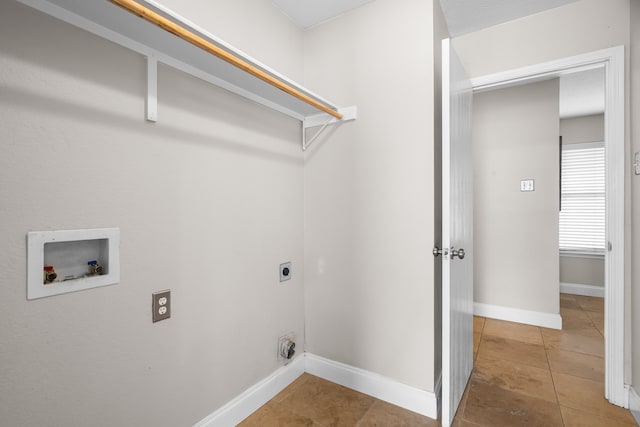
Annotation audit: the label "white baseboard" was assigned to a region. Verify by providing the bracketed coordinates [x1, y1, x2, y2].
[434, 373, 442, 419]
[474, 302, 562, 330]
[560, 282, 605, 298]
[305, 353, 438, 420]
[194, 356, 305, 427]
[195, 353, 439, 426]
[629, 386, 640, 425]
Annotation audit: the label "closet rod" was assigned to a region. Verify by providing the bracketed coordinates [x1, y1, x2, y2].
[110, 0, 343, 120]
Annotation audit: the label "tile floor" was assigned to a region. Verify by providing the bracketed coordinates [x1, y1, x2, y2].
[240, 294, 638, 426]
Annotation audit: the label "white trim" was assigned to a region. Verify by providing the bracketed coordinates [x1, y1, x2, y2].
[305, 353, 438, 420]
[194, 356, 305, 427]
[560, 282, 605, 298]
[470, 45, 625, 407]
[434, 373, 442, 420]
[560, 251, 605, 260]
[193, 354, 439, 426]
[474, 302, 562, 330]
[562, 141, 604, 151]
[629, 386, 640, 425]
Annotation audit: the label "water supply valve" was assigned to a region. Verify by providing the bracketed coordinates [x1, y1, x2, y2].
[43, 266, 57, 284]
[87, 260, 104, 276]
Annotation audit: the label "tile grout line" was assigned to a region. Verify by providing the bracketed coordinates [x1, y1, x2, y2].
[541, 323, 566, 426]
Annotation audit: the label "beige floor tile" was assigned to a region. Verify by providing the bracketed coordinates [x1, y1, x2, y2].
[560, 405, 638, 427]
[473, 354, 557, 402]
[560, 307, 602, 337]
[463, 377, 564, 427]
[560, 294, 582, 310]
[355, 400, 439, 427]
[547, 348, 604, 382]
[574, 295, 604, 313]
[452, 419, 484, 427]
[585, 310, 605, 336]
[542, 328, 604, 357]
[277, 374, 374, 426]
[477, 335, 549, 369]
[553, 372, 637, 424]
[482, 319, 543, 345]
[238, 401, 321, 427]
[271, 373, 312, 403]
[473, 316, 485, 334]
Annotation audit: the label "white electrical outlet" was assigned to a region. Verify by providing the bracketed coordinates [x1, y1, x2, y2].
[635, 152, 640, 175]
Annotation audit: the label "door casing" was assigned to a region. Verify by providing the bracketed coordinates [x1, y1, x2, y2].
[464, 45, 627, 407]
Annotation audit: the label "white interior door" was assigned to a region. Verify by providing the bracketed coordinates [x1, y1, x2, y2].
[440, 38, 474, 427]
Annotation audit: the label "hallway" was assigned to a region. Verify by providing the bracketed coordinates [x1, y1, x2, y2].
[240, 294, 637, 426]
[456, 293, 635, 426]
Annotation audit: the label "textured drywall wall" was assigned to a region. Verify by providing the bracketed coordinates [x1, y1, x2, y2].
[473, 79, 560, 314]
[452, 0, 630, 78]
[0, 2, 304, 426]
[303, 0, 438, 391]
[151, 0, 303, 82]
[559, 114, 605, 287]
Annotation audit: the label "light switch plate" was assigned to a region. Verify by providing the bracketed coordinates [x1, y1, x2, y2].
[635, 152, 640, 175]
[520, 179, 535, 192]
[152, 290, 171, 322]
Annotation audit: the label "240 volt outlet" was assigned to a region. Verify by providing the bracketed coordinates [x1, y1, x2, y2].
[280, 262, 292, 282]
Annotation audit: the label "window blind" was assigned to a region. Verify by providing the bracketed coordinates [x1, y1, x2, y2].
[559, 142, 605, 254]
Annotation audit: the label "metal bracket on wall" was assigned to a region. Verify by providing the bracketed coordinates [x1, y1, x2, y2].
[146, 53, 158, 122]
[302, 106, 357, 151]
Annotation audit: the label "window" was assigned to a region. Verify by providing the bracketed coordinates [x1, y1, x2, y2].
[559, 142, 605, 255]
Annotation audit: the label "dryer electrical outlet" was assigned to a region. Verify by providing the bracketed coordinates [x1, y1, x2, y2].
[280, 262, 292, 282]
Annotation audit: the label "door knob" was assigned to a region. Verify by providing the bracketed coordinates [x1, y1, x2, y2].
[433, 246, 446, 257]
[451, 248, 465, 260]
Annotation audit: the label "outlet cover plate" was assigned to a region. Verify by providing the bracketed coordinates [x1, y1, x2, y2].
[152, 290, 171, 322]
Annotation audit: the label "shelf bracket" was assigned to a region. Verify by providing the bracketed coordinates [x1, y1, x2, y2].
[146, 53, 158, 122]
[302, 106, 357, 151]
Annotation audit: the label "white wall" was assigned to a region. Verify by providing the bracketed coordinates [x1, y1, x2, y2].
[303, 0, 442, 392]
[0, 2, 305, 426]
[473, 79, 560, 314]
[452, 0, 630, 78]
[631, 0, 640, 396]
[151, 0, 303, 81]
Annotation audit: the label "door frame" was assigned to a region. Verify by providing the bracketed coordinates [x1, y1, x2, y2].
[467, 45, 627, 407]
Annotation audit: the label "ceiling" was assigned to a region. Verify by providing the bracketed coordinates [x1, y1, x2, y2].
[272, 0, 580, 34]
[559, 68, 605, 119]
[439, 0, 580, 37]
[271, 0, 374, 29]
